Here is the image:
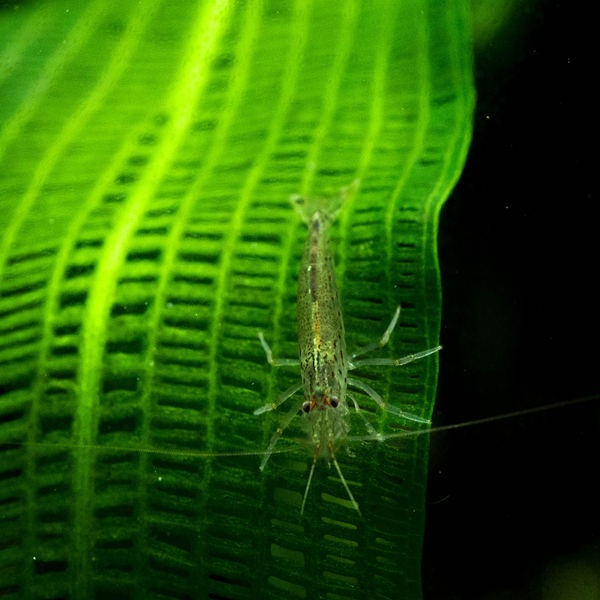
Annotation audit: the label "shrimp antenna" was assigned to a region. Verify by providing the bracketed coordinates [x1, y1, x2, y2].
[300, 447, 319, 518]
[330, 443, 361, 517]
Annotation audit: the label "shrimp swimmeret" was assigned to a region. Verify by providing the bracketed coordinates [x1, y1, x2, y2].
[253, 180, 442, 516]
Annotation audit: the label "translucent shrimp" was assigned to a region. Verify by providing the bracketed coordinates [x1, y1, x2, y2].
[254, 180, 442, 516]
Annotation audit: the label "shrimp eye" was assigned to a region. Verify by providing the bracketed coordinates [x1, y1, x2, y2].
[330, 397, 339, 408]
[302, 401, 311, 413]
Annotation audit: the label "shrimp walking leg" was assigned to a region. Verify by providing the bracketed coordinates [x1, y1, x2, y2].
[253, 380, 303, 415]
[347, 391, 379, 437]
[258, 332, 300, 367]
[349, 305, 402, 361]
[348, 305, 441, 369]
[348, 377, 431, 424]
[350, 345, 442, 369]
[259, 395, 305, 470]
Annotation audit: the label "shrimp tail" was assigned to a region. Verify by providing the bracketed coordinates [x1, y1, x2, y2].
[290, 179, 360, 227]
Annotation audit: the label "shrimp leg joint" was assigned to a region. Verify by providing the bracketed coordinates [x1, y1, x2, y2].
[254, 180, 442, 517]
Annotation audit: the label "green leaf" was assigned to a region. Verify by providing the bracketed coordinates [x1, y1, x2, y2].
[0, 0, 474, 598]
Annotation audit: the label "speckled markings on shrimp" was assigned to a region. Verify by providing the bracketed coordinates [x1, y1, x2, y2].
[254, 179, 442, 516]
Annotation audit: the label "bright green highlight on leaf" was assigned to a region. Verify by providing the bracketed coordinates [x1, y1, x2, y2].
[0, 1, 474, 599]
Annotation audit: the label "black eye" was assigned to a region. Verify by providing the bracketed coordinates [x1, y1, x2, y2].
[302, 401, 311, 413]
[330, 397, 339, 408]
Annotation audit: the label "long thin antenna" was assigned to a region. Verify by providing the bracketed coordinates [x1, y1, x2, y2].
[4, 396, 596, 458]
[347, 393, 600, 444]
[0, 439, 302, 458]
[330, 443, 361, 517]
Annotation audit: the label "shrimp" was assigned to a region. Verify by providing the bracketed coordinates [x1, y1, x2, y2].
[253, 180, 442, 516]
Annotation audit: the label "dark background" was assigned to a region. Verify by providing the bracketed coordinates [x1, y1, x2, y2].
[424, 1, 598, 598]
